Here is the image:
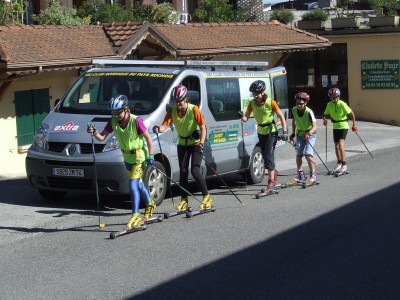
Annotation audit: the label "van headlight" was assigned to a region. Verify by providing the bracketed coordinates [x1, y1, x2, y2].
[34, 124, 49, 149]
[104, 135, 120, 152]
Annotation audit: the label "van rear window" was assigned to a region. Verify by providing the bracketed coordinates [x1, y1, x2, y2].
[59, 72, 175, 115]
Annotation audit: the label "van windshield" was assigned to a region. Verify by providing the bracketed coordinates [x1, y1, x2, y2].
[59, 72, 175, 115]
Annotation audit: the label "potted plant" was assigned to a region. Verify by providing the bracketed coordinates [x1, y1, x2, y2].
[367, 0, 399, 27]
[297, 9, 329, 30]
[331, 0, 362, 29]
[269, 9, 295, 25]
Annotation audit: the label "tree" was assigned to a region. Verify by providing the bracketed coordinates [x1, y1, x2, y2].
[193, 0, 238, 22]
[33, 0, 89, 25]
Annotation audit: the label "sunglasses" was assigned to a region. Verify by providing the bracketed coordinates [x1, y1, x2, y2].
[296, 102, 306, 106]
[111, 109, 124, 116]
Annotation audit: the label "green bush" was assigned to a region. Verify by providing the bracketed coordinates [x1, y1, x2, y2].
[269, 9, 295, 24]
[302, 9, 329, 21]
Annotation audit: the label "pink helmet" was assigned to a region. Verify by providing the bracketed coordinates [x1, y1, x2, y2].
[294, 92, 310, 102]
[171, 85, 188, 102]
[328, 88, 340, 99]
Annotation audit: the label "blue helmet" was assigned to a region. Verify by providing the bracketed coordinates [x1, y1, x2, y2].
[108, 95, 128, 110]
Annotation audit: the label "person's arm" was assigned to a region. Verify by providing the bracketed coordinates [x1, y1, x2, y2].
[275, 109, 287, 133]
[349, 110, 357, 131]
[242, 103, 252, 122]
[153, 109, 172, 133]
[87, 122, 110, 141]
[142, 130, 154, 156]
[199, 124, 206, 145]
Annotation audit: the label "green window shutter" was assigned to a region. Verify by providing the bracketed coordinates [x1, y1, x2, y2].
[15, 91, 34, 146]
[32, 89, 50, 129]
[15, 89, 50, 147]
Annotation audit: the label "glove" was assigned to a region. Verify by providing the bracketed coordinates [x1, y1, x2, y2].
[196, 143, 204, 155]
[238, 111, 243, 119]
[87, 123, 96, 134]
[304, 132, 310, 140]
[152, 125, 160, 134]
[145, 155, 155, 167]
[352, 124, 358, 132]
[281, 132, 288, 142]
[289, 133, 295, 142]
[323, 119, 328, 126]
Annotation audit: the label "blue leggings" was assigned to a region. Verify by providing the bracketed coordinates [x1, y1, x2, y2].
[126, 163, 151, 213]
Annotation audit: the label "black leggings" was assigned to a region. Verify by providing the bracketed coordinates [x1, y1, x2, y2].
[258, 132, 278, 171]
[177, 145, 208, 197]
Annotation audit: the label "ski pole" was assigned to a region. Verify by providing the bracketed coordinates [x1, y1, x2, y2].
[240, 120, 248, 193]
[201, 155, 245, 207]
[91, 132, 105, 230]
[355, 131, 375, 160]
[151, 166, 201, 203]
[305, 139, 331, 174]
[325, 123, 328, 165]
[155, 131, 175, 207]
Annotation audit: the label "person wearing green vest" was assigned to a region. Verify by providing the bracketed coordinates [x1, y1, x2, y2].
[289, 92, 318, 183]
[153, 85, 211, 211]
[323, 88, 357, 174]
[87, 95, 157, 229]
[240, 80, 288, 190]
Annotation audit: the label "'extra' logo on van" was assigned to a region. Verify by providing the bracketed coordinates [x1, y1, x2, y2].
[52, 121, 79, 133]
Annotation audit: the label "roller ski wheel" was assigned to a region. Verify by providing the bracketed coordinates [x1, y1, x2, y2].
[186, 206, 216, 218]
[110, 225, 147, 239]
[164, 207, 192, 219]
[302, 179, 320, 189]
[334, 170, 349, 177]
[143, 215, 164, 224]
[256, 189, 279, 199]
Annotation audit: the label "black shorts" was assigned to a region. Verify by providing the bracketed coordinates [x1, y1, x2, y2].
[333, 129, 348, 143]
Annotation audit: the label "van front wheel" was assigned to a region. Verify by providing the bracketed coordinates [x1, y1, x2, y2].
[246, 146, 265, 184]
[143, 161, 167, 206]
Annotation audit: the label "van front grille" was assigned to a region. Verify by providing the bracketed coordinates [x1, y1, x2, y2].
[47, 142, 105, 153]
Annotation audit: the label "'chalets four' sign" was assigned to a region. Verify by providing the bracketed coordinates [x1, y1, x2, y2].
[361, 60, 399, 89]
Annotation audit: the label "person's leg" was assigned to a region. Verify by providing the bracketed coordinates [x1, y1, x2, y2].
[295, 137, 306, 181]
[176, 145, 191, 210]
[126, 163, 143, 229]
[190, 147, 212, 209]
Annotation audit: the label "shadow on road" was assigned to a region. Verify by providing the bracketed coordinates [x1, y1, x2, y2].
[130, 182, 400, 299]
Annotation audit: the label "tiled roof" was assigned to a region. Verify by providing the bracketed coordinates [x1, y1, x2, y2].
[102, 21, 144, 48]
[0, 25, 119, 70]
[154, 21, 328, 49]
[0, 21, 331, 73]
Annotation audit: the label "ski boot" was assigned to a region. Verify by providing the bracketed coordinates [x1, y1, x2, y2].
[126, 213, 142, 229]
[340, 164, 348, 173]
[294, 170, 306, 182]
[176, 197, 188, 211]
[333, 163, 342, 174]
[199, 194, 212, 210]
[144, 199, 156, 220]
[266, 179, 276, 191]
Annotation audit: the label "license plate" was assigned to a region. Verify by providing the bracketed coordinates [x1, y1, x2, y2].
[52, 168, 84, 177]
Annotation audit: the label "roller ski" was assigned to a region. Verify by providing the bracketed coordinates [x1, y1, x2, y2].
[110, 224, 147, 239]
[334, 167, 349, 177]
[256, 188, 279, 199]
[278, 170, 306, 189]
[186, 194, 215, 218]
[164, 198, 192, 219]
[164, 208, 192, 219]
[186, 206, 216, 218]
[109, 212, 163, 239]
[256, 179, 279, 199]
[301, 178, 320, 188]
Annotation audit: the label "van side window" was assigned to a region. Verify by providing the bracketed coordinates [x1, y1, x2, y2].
[206, 78, 240, 121]
[181, 76, 201, 107]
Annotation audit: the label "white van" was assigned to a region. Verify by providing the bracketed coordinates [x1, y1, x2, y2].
[26, 60, 289, 205]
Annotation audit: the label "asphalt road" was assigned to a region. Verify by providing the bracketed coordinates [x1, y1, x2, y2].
[1, 120, 400, 299]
